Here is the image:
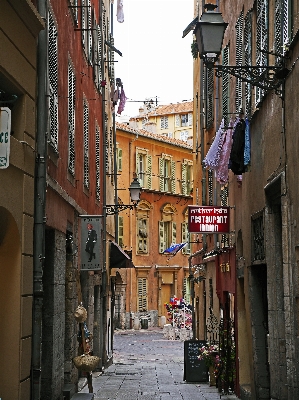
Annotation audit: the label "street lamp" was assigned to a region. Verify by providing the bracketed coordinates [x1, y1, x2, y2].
[105, 176, 142, 215]
[193, 3, 290, 93]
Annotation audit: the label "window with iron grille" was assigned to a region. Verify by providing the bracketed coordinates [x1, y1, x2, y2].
[222, 45, 230, 126]
[83, 99, 89, 189]
[220, 186, 229, 247]
[69, 0, 78, 24]
[93, 25, 103, 92]
[159, 154, 176, 193]
[274, 0, 291, 63]
[137, 277, 147, 311]
[244, 11, 252, 117]
[160, 116, 168, 129]
[256, 0, 268, 105]
[68, 61, 76, 176]
[206, 68, 214, 129]
[48, 9, 58, 150]
[251, 210, 265, 262]
[235, 11, 244, 113]
[95, 124, 100, 201]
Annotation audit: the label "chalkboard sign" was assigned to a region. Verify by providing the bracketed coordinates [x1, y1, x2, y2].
[183, 340, 208, 382]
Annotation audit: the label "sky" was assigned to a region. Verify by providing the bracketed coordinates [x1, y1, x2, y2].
[113, 0, 194, 119]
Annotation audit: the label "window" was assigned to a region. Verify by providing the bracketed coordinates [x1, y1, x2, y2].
[181, 222, 190, 255]
[275, 0, 291, 61]
[160, 116, 168, 129]
[95, 124, 100, 201]
[68, 60, 76, 176]
[48, 9, 58, 150]
[138, 277, 147, 311]
[118, 215, 124, 247]
[220, 185, 229, 247]
[137, 218, 148, 254]
[158, 204, 177, 253]
[252, 210, 265, 262]
[181, 159, 193, 195]
[159, 154, 176, 193]
[83, 99, 89, 188]
[176, 113, 192, 127]
[82, 0, 93, 63]
[136, 148, 152, 189]
[180, 130, 189, 142]
[69, 0, 78, 24]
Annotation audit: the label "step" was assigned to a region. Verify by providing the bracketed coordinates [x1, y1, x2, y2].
[70, 394, 94, 400]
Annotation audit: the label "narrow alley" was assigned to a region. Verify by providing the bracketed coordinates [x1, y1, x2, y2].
[79, 328, 238, 400]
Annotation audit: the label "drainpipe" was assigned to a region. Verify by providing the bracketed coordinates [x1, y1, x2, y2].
[32, 0, 48, 398]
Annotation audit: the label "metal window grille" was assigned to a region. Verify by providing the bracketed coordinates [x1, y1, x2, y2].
[275, 0, 291, 63]
[244, 11, 252, 117]
[48, 10, 58, 150]
[68, 62, 76, 176]
[208, 169, 213, 205]
[256, 0, 268, 105]
[222, 46, 229, 126]
[95, 125, 100, 201]
[95, 25, 103, 92]
[88, 0, 93, 64]
[70, 0, 78, 24]
[83, 100, 89, 189]
[235, 11, 244, 113]
[251, 210, 265, 262]
[206, 68, 214, 129]
[220, 186, 229, 247]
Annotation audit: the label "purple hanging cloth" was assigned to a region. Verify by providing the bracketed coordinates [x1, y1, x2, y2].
[203, 119, 225, 170]
[117, 0, 124, 23]
[216, 118, 234, 184]
[117, 87, 127, 114]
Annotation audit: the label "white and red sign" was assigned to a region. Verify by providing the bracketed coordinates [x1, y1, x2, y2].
[188, 205, 230, 234]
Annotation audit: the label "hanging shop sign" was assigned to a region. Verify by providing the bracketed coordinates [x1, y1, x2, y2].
[188, 205, 230, 234]
[0, 107, 11, 169]
[80, 216, 102, 271]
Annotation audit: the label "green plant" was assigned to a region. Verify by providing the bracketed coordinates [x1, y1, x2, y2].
[198, 343, 219, 367]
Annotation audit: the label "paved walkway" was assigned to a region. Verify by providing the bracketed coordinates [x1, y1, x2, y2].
[79, 328, 239, 400]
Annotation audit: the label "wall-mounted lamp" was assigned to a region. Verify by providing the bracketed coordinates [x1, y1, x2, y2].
[192, 3, 290, 93]
[105, 176, 142, 215]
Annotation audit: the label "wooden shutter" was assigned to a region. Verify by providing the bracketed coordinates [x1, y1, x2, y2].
[172, 222, 177, 245]
[118, 216, 124, 247]
[138, 278, 147, 311]
[95, 125, 100, 201]
[83, 100, 89, 188]
[181, 162, 187, 195]
[159, 157, 164, 191]
[68, 61, 75, 176]
[256, 0, 268, 104]
[222, 46, 229, 126]
[159, 221, 165, 253]
[147, 154, 152, 189]
[188, 113, 193, 126]
[244, 11, 252, 117]
[175, 114, 181, 127]
[171, 160, 176, 194]
[235, 11, 244, 113]
[182, 222, 190, 255]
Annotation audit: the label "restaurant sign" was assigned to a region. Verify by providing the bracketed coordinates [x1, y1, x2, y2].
[0, 108, 11, 169]
[188, 205, 230, 234]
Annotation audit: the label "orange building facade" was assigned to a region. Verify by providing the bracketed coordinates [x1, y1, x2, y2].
[113, 121, 194, 328]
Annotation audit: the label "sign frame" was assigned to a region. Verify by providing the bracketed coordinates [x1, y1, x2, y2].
[188, 205, 230, 234]
[0, 107, 11, 169]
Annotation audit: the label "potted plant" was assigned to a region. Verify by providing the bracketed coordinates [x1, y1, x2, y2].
[191, 40, 199, 59]
[198, 343, 219, 386]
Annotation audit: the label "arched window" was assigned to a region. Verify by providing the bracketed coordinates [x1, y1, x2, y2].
[136, 200, 151, 254]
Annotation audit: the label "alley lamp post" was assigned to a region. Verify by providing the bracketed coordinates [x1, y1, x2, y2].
[105, 176, 142, 215]
[193, 3, 290, 93]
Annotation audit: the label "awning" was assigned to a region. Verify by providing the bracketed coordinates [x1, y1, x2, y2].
[182, 16, 198, 38]
[109, 241, 135, 269]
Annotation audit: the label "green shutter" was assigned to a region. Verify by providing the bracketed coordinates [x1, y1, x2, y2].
[172, 222, 177, 245]
[147, 154, 152, 189]
[159, 221, 165, 253]
[118, 148, 122, 171]
[159, 157, 164, 191]
[171, 160, 176, 194]
[182, 222, 190, 255]
[138, 278, 147, 311]
[118, 216, 124, 247]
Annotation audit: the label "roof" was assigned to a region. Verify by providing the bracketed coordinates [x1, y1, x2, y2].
[116, 122, 192, 150]
[130, 101, 193, 119]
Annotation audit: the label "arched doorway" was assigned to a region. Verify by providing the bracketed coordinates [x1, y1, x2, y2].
[0, 207, 21, 398]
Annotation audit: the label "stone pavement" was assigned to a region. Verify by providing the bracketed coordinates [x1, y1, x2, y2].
[79, 328, 239, 400]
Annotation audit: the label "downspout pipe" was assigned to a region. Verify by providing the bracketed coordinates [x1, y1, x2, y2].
[32, 0, 48, 398]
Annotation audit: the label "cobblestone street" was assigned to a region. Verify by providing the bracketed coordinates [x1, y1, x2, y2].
[79, 328, 238, 400]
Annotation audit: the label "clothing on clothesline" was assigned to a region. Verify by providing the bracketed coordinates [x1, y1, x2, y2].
[244, 118, 251, 169]
[216, 118, 234, 184]
[229, 118, 246, 175]
[117, 87, 127, 114]
[203, 119, 225, 170]
[117, 0, 124, 23]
